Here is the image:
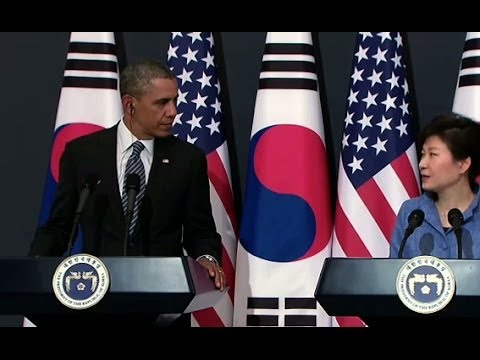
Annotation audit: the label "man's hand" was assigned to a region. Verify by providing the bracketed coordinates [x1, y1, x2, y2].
[197, 258, 225, 291]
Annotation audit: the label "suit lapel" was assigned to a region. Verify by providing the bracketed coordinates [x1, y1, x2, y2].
[97, 125, 125, 228]
[146, 136, 174, 196]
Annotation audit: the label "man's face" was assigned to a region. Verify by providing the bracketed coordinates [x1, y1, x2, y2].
[131, 77, 178, 139]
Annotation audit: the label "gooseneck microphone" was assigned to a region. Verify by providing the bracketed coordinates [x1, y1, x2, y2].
[123, 173, 140, 256]
[448, 208, 464, 259]
[67, 174, 101, 256]
[398, 209, 425, 258]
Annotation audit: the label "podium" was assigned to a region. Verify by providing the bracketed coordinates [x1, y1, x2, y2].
[314, 257, 480, 326]
[0, 256, 223, 327]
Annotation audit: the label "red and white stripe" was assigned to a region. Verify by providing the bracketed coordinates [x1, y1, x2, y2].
[332, 143, 419, 327]
[192, 141, 238, 327]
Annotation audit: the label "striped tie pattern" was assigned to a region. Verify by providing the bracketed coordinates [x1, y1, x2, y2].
[122, 141, 146, 235]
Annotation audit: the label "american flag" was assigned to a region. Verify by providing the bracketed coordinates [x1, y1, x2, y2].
[331, 32, 420, 327]
[167, 32, 238, 327]
[453, 32, 480, 122]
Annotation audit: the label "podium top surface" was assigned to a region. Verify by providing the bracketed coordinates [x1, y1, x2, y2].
[317, 257, 480, 296]
[0, 256, 221, 315]
[0, 256, 192, 293]
[315, 257, 480, 320]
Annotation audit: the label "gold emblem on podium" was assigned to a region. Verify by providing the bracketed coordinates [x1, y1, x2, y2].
[52, 254, 110, 310]
[396, 256, 455, 314]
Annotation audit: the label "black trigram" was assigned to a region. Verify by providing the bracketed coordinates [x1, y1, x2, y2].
[458, 38, 480, 88]
[63, 42, 118, 90]
[258, 43, 318, 91]
[246, 297, 318, 326]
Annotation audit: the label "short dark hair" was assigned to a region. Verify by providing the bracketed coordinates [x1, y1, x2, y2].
[120, 59, 175, 98]
[419, 112, 480, 190]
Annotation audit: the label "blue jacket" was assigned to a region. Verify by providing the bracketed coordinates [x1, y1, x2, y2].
[389, 189, 480, 259]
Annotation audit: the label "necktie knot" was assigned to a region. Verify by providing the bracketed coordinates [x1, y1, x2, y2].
[131, 141, 145, 158]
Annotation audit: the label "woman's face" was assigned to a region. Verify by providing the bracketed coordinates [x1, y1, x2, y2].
[419, 135, 470, 193]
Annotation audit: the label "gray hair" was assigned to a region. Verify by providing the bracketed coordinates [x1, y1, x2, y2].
[120, 59, 175, 98]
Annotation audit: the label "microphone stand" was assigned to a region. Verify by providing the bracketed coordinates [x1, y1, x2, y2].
[123, 212, 133, 256]
[67, 212, 81, 257]
[66, 183, 94, 256]
[398, 229, 412, 259]
[65, 175, 100, 256]
[123, 173, 140, 256]
[448, 209, 464, 259]
[454, 228, 463, 259]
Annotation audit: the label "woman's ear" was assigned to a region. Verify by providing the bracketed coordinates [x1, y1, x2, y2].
[458, 156, 472, 175]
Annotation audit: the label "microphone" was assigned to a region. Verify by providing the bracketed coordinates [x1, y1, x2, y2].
[448, 208, 464, 259]
[67, 174, 101, 256]
[398, 209, 425, 258]
[123, 173, 140, 255]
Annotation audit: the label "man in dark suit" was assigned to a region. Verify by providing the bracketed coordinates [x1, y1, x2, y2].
[28, 60, 225, 326]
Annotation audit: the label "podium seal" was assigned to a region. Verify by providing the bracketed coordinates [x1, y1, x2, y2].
[52, 254, 110, 310]
[396, 255, 455, 314]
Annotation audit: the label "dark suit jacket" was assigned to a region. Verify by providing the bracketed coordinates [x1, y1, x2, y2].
[29, 124, 221, 260]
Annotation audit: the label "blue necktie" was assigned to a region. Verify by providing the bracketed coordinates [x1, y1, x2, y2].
[122, 141, 146, 235]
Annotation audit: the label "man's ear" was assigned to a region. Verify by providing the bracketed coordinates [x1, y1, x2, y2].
[122, 95, 135, 115]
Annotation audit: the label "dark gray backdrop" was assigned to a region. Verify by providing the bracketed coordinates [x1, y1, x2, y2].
[0, 32, 466, 326]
